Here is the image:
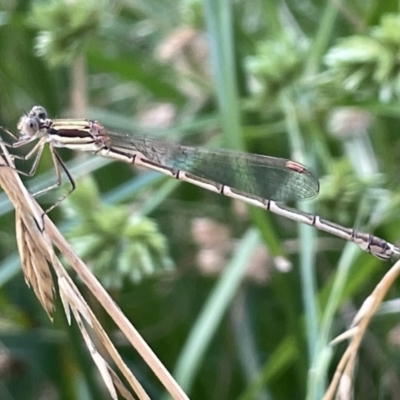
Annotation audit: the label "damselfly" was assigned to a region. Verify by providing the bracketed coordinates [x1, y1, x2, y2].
[3, 105, 399, 261]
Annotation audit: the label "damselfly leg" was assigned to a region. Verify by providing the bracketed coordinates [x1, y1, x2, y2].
[0, 108, 76, 209]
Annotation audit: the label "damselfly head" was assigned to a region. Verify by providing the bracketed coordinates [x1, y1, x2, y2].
[28, 106, 47, 121]
[16, 106, 47, 139]
[17, 115, 40, 138]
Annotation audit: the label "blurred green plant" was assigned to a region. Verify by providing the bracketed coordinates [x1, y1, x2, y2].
[245, 38, 304, 100]
[62, 176, 174, 289]
[27, 0, 111, 66]
[324, 13, 400, 101]
[318, 159, 386, 224]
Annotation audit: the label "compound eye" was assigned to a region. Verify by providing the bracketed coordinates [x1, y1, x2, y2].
[18, 116, 39, 137]
[29, 106, 47, 121]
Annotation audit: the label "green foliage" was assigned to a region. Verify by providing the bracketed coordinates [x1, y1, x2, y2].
[318, 159, 386, 224]
[325, 13, 400, 101]
[246, 39, 304, 99]
[64, 177, 174, 288]
[28, 0, 109, 66]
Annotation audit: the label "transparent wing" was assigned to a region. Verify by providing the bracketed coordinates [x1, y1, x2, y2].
[106, 132, 319, 202]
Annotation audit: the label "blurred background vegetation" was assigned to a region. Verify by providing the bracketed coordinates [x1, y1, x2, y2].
[2, 0, 400, 399]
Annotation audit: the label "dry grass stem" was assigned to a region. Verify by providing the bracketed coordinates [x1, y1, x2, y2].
[0, 147, 188, 400]
[323, 259, 400, 400]
[15, 208, 55, 319]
